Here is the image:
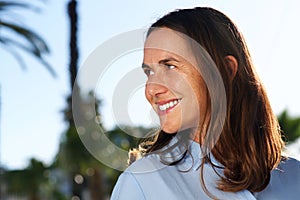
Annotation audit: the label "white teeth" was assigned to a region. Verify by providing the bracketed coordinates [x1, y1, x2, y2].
[169, 101, 174, 107]
[158, 99, 180, 111]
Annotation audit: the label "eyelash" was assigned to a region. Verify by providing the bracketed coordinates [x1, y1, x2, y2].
[143, 64, 176, 77]
[166, 64, 176, 70]
[144, 68, 154, 76]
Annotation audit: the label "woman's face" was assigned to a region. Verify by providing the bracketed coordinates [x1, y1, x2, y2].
[143, 28, 209, 135]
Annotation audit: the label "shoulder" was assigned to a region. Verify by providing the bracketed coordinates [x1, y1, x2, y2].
[110, 170, 145, 200]
[125, 153, 166, 174]
[271, 157, 300, 183]
[271, 157, 300, 194]
[255, 157, 300, 199]
[275, 157, 300, 174]
[110, 154, 165, 200]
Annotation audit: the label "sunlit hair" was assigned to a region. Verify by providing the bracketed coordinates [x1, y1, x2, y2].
[140, 7, 285, 195]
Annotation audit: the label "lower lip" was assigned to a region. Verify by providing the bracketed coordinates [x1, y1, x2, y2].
[157, 101, 181, 116]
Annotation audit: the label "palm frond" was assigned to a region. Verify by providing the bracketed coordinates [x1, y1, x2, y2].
[0, 0, 56, 77]
[0, 1, 39, 12]
[0, 37, 56, 76]
[0, 21, 49, 55]
[0, 40, 27, 70]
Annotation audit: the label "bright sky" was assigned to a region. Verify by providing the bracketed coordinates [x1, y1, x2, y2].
[1, 0, 300, 170]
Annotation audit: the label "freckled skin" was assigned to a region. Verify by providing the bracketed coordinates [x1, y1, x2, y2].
[143, 28, 209, 136]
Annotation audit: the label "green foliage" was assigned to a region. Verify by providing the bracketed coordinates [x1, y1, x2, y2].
[5, 159, 46, 194]
[58, 88, 156, 196]
[0, 0, 55, 76]
[277, 109, 300, 143]
[106, 126, 142, 151]
[3, 158, 65, 200]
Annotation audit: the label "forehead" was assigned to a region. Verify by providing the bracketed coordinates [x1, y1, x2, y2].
[144, 28, 194, 60]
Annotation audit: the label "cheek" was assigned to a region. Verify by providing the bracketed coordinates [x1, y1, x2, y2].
[188, 75, 208, 111]
[145, 87, 151, 103]
[195, 83, 209, 125]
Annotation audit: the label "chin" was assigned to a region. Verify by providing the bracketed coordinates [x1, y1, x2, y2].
[159, 117, 182, 134]
[161, 126, 178, 134]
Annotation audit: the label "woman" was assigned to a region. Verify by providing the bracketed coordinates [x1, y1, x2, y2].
[111, 7, 300, 199]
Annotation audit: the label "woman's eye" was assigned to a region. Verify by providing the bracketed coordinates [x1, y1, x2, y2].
[166, 64, 176, 70]
[144, 69, 154, 76]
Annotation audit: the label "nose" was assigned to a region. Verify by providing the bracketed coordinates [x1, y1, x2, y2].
[145, 78, 168, 97]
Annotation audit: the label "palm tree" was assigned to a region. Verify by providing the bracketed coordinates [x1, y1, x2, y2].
[4, 158, 49, 200]
[59, 97, 105, 199]
[0, 1, 56, 199]
[0, 1, 55, 76]
[57, 1, 105, 199]
[277, 109, 300, 142]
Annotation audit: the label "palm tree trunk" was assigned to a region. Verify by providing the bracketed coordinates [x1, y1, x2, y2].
[29, 192, 39, 200]
[67, 1, 106, 199]
[89, 168, 104, 200]
[71, 173, 82, 199]
[67, 1, 83, 198]
[68, 0, 78, 92]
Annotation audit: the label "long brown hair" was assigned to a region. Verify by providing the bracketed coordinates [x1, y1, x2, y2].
[141, 7, 285, 194]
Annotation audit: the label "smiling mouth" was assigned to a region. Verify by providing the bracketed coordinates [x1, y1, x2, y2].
[157, 98, 182, 113]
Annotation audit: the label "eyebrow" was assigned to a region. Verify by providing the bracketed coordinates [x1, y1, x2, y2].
[141, 56, 179, 69]
[159, 57, 179, 65]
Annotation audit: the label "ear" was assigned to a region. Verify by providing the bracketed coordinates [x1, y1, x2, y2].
[224, 55, 238, 81]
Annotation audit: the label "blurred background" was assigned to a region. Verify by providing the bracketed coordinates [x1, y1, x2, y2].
[1, 0, 300, 199]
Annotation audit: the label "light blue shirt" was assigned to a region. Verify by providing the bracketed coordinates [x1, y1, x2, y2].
[111, 139, 300, 199]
